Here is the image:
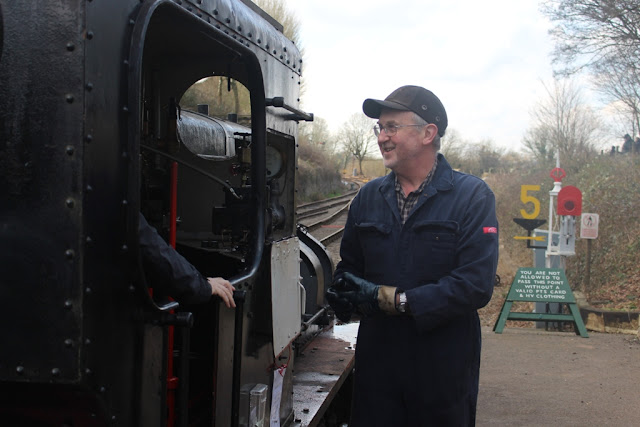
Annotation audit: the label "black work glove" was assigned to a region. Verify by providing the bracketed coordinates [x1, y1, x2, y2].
[341, 272, 398, 316]
[326, 277, 354, 322]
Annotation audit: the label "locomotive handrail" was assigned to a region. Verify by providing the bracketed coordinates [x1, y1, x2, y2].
[265, 96, 314, 122]
[140, 144, 242, 200]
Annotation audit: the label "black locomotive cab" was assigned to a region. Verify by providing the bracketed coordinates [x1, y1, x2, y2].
[0, 1, 335, 426]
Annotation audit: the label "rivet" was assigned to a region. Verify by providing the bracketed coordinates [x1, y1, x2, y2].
[65, 249, 75, 260]
[16, 366, 24, 375]
[123, 59, 129, 66]
[87, 31, 94, 40]
[66, 94, 75, 103]
[121, 244, 128, 252]
[225, 18, 231, 23]
[86, 184, 93, 192]
[122, 106, 129, 113]
[86, 236, 93, 244]
[237, 26, 242, 32]
[85, 338, 92, 345]
[64, 339, 73, 348]
[66, 43, 75, 52]
[85, 287, 92, 294]
[129, 285, 135, 292]
[51, 368, 61, 377]
[85, 368, 93, 376]
[257, 38, 262, 44]
[99, 386, 106, 393]
[129, 19, 135, 26]
[66, 145, 75, 155]
[248, 32, 252, 38]
[273, 50, 277, 54]
[122, 151, 128, 159]
[85, 134, 93, 143]
[122, 199, 128, 206]
[66, 198, 75, 208]
[213, 9, 218, 15]
[284, 47, 287, 52]
[64, 300, 73, 309]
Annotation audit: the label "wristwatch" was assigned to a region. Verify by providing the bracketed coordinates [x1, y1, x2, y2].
[396, 292, 409, 313]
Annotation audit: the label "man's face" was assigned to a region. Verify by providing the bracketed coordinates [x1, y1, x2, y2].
[376, 110, 429, 173]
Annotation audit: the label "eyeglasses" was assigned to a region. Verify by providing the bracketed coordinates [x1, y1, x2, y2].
[373, 123, 426, 137]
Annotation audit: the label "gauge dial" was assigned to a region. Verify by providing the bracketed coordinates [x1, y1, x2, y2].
[266, 145, 284, 178]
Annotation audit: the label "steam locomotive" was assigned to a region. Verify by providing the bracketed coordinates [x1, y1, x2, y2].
[0, 1, 351, 425]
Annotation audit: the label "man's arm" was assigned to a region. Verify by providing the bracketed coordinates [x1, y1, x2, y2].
[139, 213, 235, 306]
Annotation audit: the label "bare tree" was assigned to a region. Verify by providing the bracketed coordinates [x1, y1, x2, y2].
[542, 0, 640, 136]
[339, 113, 378, 176]
[542, 0, 640, 75]
[299, 117, 334, 151]
[440, 129, 465, 170]
[523, 78, 601, 167]
[592, 56, 640, 141]
[463, 141, 505, 177]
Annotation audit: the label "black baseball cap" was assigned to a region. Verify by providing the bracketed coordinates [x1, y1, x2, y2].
[363, 85, 448, 136]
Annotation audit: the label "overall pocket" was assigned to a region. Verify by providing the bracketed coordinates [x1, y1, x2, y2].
[355, 222, 392, 279]
[410, 220, 458, 280]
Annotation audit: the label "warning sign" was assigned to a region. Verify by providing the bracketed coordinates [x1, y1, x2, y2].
[505, 268, 574, 303]
[493, 268, 588, 337]
[580, 213, 599, 239]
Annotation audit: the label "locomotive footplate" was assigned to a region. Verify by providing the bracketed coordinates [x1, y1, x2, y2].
[291, 322, 358, 426]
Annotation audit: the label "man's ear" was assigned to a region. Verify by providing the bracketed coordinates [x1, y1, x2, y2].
[421, 123, 438, 146]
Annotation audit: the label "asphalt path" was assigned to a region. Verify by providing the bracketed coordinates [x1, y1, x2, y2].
[478, 326, 640, 426]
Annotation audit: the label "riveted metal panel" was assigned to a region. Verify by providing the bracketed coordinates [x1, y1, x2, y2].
[0, 0, 85, 384]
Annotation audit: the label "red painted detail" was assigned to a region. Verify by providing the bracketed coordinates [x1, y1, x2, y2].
[557, 185, 582, 216]
[550, 167, 566, 182]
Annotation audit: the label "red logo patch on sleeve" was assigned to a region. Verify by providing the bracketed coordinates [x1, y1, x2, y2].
[483, 227, 497, 234]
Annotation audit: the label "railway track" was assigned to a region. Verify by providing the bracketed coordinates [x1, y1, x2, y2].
[297, 184, 359, 246]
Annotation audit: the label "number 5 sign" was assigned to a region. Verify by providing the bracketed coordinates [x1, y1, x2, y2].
[580, 213, 599, 239]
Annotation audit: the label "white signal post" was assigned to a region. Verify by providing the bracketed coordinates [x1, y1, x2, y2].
[546, 167, 566, 266]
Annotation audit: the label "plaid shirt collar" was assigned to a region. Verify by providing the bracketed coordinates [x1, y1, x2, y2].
[394, 157, 438, 225]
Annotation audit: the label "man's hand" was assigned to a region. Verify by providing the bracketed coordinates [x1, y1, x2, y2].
[341, 272, 397, 315]
[208, 277, 236, 308]
[326, 278, 354, 322]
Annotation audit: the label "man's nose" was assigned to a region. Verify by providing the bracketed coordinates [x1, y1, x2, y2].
[377, 130, 390, 143]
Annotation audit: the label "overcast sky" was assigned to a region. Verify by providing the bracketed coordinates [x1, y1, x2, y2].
[282, 0, 557, 151]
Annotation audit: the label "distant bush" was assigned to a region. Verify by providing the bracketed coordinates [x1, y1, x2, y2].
[297, 141, 345, 202]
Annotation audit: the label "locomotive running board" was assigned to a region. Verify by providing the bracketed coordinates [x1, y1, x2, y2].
[291, 323, 358, 426]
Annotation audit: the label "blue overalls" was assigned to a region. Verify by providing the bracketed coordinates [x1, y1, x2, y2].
[335, 154, 499, 426]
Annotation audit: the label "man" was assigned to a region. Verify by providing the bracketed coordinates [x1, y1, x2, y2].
[327, 86, 498, 426]
[140, 213, 236, 308]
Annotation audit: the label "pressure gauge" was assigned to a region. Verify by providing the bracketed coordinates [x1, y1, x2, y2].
[266, 145, 284, 178]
